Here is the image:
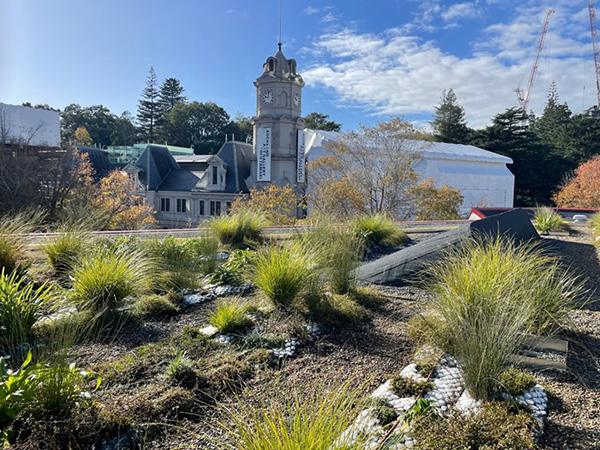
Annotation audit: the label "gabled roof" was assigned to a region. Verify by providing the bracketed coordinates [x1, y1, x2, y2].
[217, 141, 253, 193]
[77, 147, 114, 180]
[136, 145, 180, 190]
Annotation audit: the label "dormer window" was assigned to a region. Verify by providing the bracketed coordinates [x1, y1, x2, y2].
[212, 166, 218, 185]
[268, 59, 275, 72]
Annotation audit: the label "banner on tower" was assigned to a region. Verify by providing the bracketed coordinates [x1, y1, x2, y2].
[296, 129, 306, 183]
[257, 127, 272, 182]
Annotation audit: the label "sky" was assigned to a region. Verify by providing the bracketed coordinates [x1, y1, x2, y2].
[1, 0, 598, 130]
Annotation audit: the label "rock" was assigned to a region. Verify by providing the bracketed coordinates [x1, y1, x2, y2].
[199, 325, 219, 337]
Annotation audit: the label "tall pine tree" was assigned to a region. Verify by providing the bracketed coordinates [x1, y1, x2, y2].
[157, 78, 186, 143]
[137, 67, 160, 143]
[431, 89, 470, 144]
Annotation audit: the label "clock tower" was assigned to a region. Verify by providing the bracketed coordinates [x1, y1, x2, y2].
[248, 44, 306, 193]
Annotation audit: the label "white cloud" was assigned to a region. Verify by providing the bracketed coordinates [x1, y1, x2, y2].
[303, 8, 596, 129]
[441, 2, 481, 22]
[304, 6, 320, 15]
[321, 12, 337, 23]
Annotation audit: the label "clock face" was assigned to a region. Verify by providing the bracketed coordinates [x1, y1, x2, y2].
[293, 93, 300, 107]
[262, 91, 274, 105]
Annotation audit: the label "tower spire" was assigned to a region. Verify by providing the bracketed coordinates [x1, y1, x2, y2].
[278, 0, 282, 50]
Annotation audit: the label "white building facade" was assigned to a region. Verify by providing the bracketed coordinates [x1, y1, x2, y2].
[0, 103, 61, 147]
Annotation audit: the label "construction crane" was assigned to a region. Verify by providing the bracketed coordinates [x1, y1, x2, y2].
[589, 0, 600, 107]
[515, 8, 555, 114]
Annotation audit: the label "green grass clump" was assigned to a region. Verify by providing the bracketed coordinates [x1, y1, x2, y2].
[253, 245, 311, 307]
[0, 269, 55, 354]
[533, 207, 568, 234]
[206, 249, 256, 286]
[209, 299, 253, 333]
[70, 247, 158, 313]
[371, 397, 398, 427]
[391, 376, 433, 398]
[352, 213, 408, 247]
[42, 231, 89, 276]
[216, 379, 370, 450]
[133, 295, 179, 317]
[499, 369, 537, 396]
[411, 401, 538, 449]
[209, 212, 266, 248]
[166, 352, 202, 389]
[144, 235, 218, 291]
[303, 293, 368, 328]
[0, 209, 44, 276]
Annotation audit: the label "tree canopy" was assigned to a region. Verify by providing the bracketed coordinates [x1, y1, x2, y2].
[137, 67, 160, 143]
[431, 89, 470, 144]
[303, 112, 342, 132]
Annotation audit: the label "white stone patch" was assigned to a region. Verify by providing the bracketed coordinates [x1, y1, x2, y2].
[199, 325, 219, 337]
[183, 292, 215, 305]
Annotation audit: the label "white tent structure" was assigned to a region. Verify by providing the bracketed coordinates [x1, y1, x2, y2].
[304, 129, 514, 216]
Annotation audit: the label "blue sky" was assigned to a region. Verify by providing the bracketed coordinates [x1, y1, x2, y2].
[1, 0, 597, 130]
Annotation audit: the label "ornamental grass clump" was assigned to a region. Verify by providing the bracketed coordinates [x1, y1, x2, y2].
[533, 207, 568, 234]
[209, 212, 266, 248]
[0, 269, 54, 354]
[216, 378, 370, 450]
[42, 230, 89, 277]
[351, 213, 408, 247]
[70, 247, 158, 313]
[209, 298, 253, 333]
[0, 209, 44, 276]
[253, 245, 311, 307]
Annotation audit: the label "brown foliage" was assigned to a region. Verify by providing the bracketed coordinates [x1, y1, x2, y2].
[230, 185, 299, 225]
[554, 155, 600, 208]
[409, 178, 464, 220]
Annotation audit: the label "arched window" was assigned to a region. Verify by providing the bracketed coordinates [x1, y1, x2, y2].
[268, 59, 275, 71]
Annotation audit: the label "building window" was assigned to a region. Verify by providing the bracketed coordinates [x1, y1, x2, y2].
[176, 198, 187, 213]
[160, 198, 170, 212]
[226, 202, 232, 213]
[210, 201, 221, 216]
[199, 200, 205, 216]
[212, 166, 218, 185]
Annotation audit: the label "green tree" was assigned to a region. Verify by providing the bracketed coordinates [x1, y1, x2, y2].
[169, 101, 230, 153]
[110, 111, 137, 146]
[303, 112, 342, 132]
[431, 89, 470, 144]
[137, 67, 160, 143]
[470, 108, 560, 205]
[157, 77, 186, 143]
[225, 113, 253, 143]
[74, 126, 93, 146]
[61, 104, 116, 147]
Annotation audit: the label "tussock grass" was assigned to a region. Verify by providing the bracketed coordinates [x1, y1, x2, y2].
[215, 378, 370, 450]
[0, 269, 55, 354]
[70, 247, 158, 313]
[253, 245, 311, 307]
[144, 236, 218, 291]
[422, 236, 584, 400]
[0, 209, 44, 276]
[295, 222, 363, 295]
[133, 295, 179, 317]
[533, 207, 568, 234]
[209, 212, 266, 248]
[209, 299, 253, 333]
[42, 231, 89, 277]
[351, 213, 408, 247]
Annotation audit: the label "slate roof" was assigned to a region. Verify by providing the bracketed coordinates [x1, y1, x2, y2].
[136, 145, 181, 190]
[217, 141, 253, 193]
[77, 147, 114, 180]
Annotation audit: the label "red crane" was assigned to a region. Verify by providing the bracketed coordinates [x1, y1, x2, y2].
[516, 8, 555, 114]
[589, 0, 600, 107]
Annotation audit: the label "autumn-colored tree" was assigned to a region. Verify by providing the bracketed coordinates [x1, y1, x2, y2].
[554, 155, 600, 208]
[68, 157, 156, 230]
[409, 178, 464, 220]
[307, 118, 427, 220]
[230, 185, 298, 225]
[74, 126, 93, 146]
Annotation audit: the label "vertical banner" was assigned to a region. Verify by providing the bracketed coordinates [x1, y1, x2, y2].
[296, 129, 306, 183]
[257, 127, 272, 182]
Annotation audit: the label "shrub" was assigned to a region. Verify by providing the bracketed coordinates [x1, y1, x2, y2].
[391, 376, 433, 398]
[371, 398, 398, 427]
[533, 207, 568, 234]
[133, 295, 179, 317]
[209, 212, 266, 248]
[144, 236, 218, 291]
[206, 249, 256, 286]
[411, 401, 538, 449]
[253, 245, 311, 307]
[230, 185, 299, 225]
[209, 299, 253, 333]
[70, 247, 157, 313]
[0, 209, 44, 276]
[409, 178, 464, 221]
[554, 154, 600, 208]
[0, 269, 54, 354]
[0, 352, 37, 431]
[499, 369, 537, 396]
[351, 214, 408, 247]
[216, 378, 370, 449]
